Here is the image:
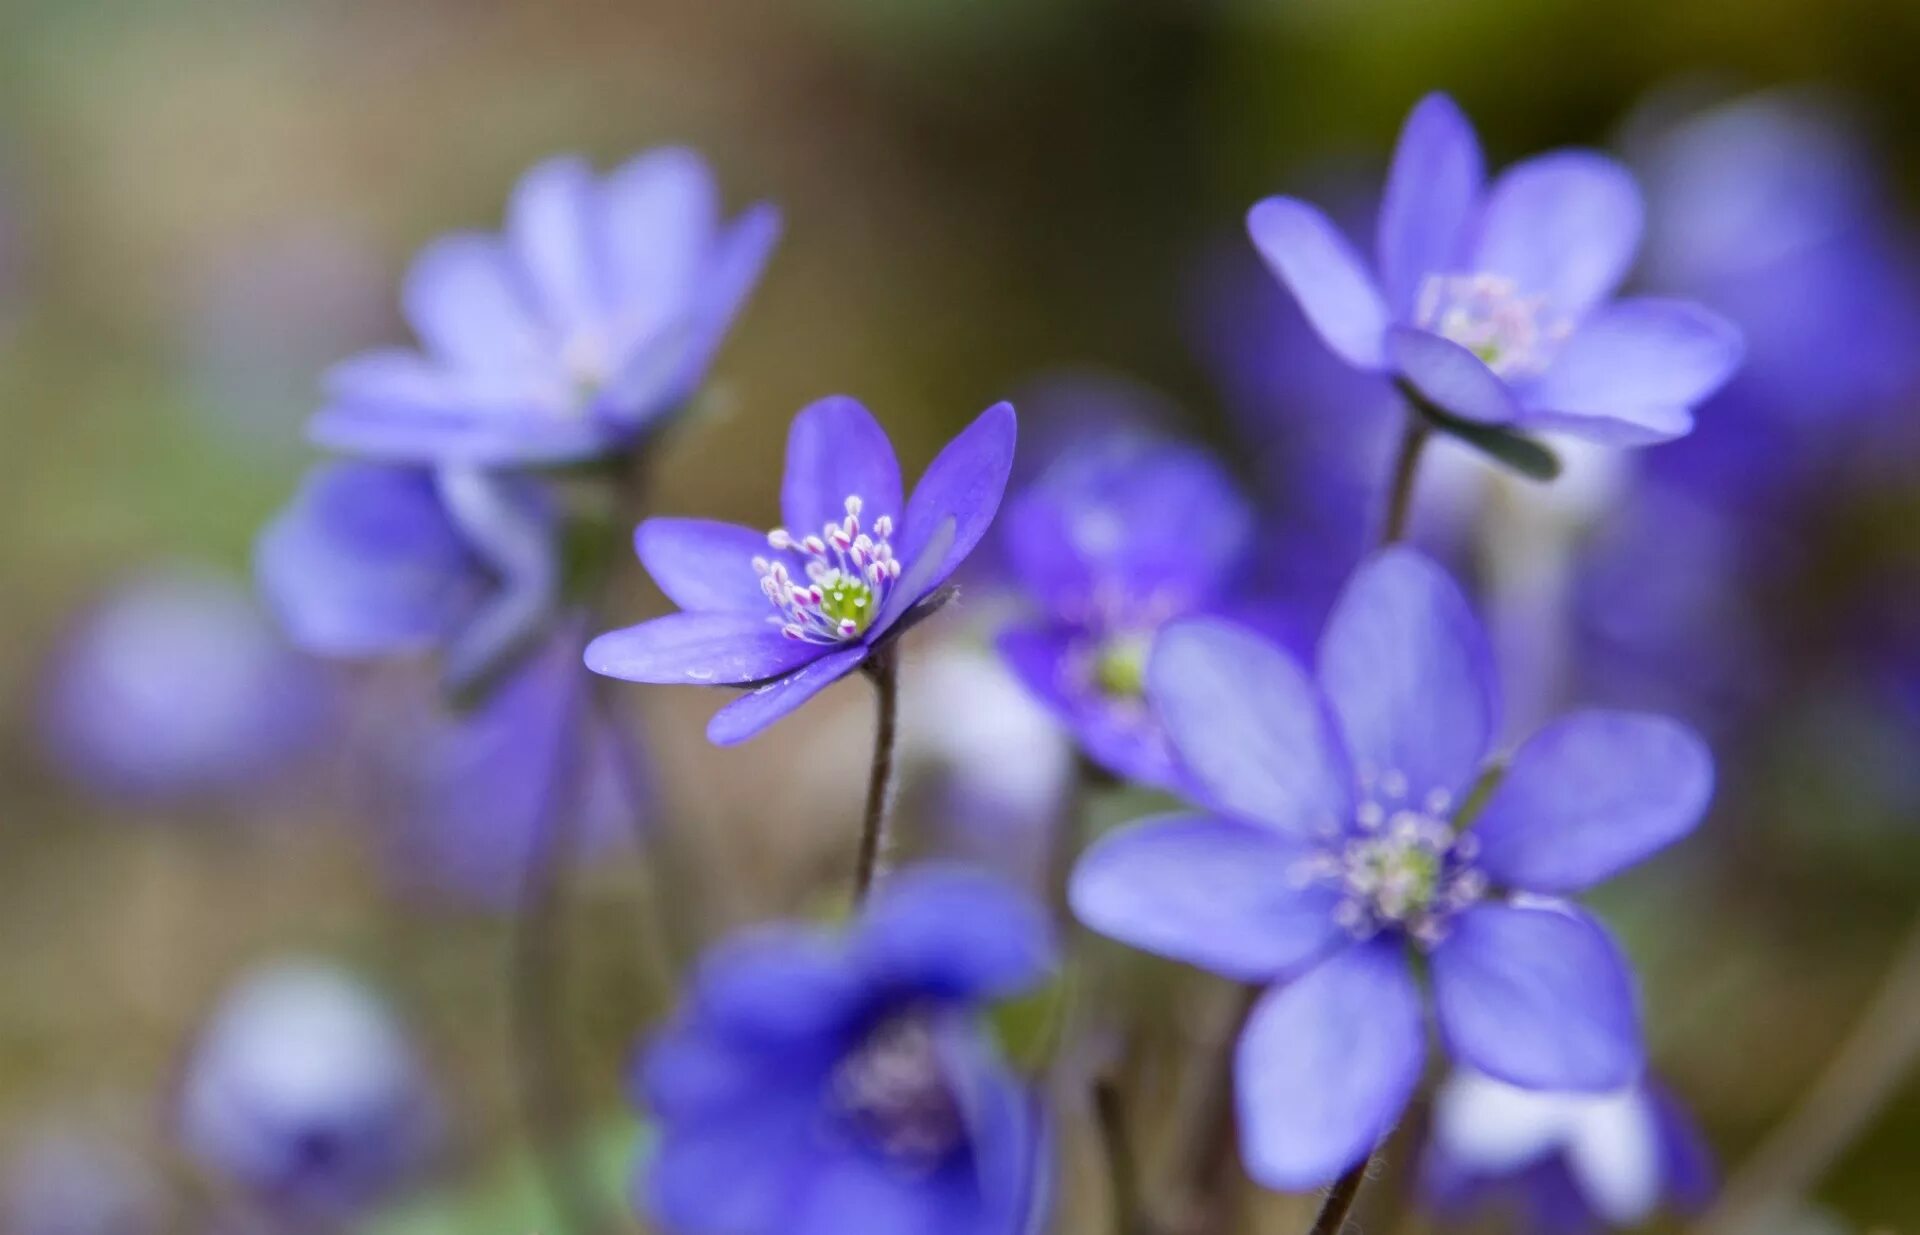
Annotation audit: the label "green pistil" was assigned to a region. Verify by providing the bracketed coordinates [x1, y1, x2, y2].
[1094, 634, 1151, 698]
[820, 576, 877, 635]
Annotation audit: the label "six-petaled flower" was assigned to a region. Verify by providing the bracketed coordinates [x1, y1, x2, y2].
[1071, 547, 1715, 1188]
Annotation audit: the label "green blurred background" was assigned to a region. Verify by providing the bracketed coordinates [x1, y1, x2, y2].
[4, 1, 1920, 1232]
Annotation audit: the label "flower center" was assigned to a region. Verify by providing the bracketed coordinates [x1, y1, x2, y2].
[1093, 632, 1152, 698]
[758, 496, 902, 644]
[1301, 771, 1487, 947]
[1414, 273, 1570, 380]
[830, 1014, 965, 1168]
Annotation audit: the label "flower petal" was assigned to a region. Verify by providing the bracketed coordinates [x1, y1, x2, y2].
[1471, 710, 1714, 893]
[1430, 904, 1643, 1092]
[507, 154, 603, 339]
[1070, 814, 1345, 981]
[1237, 939, 1425, 1190]
[1520, 298, 1744, 443]
[599, 147, 718, 336]
[791, 1150, 965, 1235]
[855, 864, 1056, 1000]
[400, 236, 548, 374]
[705, 645, 869, 745]
[781, 396, 904, 539]
[1564, 1088, 1663, 1224]
[1517, 403, 1697, 447]
[583, 612, 821, 685]
[644, 1094, 818, 1235]
[1387, 326, 1522, 425]
[254, 463, 480, 657]
[1471, 151, 1643, 321]
[634, 518, 778, 614]
[1147, 619, 1352, 837]
[997, 625, 1184, 791]
[1247, 196, 1389, 369]
[1317, 548, 1499, 807]
[689, 925, 866, 1045]
[1378, 93, 1485, 316]
[890, 401, 1018, 607]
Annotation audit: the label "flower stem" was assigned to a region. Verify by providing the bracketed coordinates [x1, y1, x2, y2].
[1095, 1075, 1148, 1235]
[1306, 1154, 1373, 1235]
[1694, 911, 1920, 1235]
[1382, 415, 1431, 547]
[851, 645, 901, 903]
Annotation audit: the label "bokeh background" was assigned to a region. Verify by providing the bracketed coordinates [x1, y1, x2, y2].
[5, 1, 1920, 1232]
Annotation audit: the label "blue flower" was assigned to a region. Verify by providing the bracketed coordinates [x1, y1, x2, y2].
[1422, 1069, 1714, 1233]
[39, 567, 332, 801]
[586, 397, 1018, 745]
[1248, 93, 1743, 446]
[255, 460, 557, 689]
[997, 432, 1255, 788]
[311, 150, 779, 467]
[636, 865, 1055, 1235]
[1070, 548, 1714, 1188]
[175, 962, 440, 1222]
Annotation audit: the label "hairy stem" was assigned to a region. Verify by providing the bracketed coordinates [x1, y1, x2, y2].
[1307, 1154, 1373, 1235]
[851, 646, 901, 903]
[1695, 912, 1920, 1235]
[1382, 415, 1432, 546]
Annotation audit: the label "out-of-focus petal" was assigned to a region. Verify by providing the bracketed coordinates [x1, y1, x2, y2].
[1471, 710, 1713, 892]
[997, 625, 1184, 790]
[1378, 93, 1485, 316]
[1471, 152, 1643, 321]
[1520, 298, 1744, 443]
[1248, 197, 1389, 369]
[1236, 939, 1425, 1190]
[506, 155, 602, 339]
[1388, 326, 1523, 425]
[855, 865, 1055, 1000]
[1070, 814, 1344, 981]
[688, 927, 866, 1045]
[400, 236, 548, 374]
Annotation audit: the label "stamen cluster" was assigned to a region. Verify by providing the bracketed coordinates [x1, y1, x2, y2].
[1415, 273, 1570, 380]
[1299, 771, 1487, 948]
[829, 1014, 964, 1167]
[756, 496, 901, 644]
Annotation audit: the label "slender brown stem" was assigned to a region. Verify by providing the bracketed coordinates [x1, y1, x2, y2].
[1382, 416, 1431, 546]
[1694, 912, 1920, 1235]
[1306, 1153, 1373, 1235]
[1095, 1076, 1147, 1235]
[851, 646, 901, 902]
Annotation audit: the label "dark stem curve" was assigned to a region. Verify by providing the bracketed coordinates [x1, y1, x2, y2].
[851, 645, 901, 903]
[1306, 1153, 1372, 1235]
[1382, 414, 1432, 547]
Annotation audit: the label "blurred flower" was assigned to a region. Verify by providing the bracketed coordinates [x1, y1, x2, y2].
[588, 397, 1017, 745]
[311, 150, 779, 467]
[255, 461, 556, 690]
[1248, 93, 1742, 445]
[1423, 1069, 1713, 1232]
[373, 632, 641, 911]
[40, 566, 331, 801]
[1071, 549, 1713, 1188]
[176, 961, 440, 1224]
[996, 431, 1254, 788]
[1, 1130, 168, 1235]
[635, 865, 1054, 1235]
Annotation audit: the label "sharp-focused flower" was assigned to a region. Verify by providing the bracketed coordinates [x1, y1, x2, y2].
[1070, 548, 1714, 1188]
[374, 632, 640, 910]
[2, 1131, 167, 1235]
[1422, 1069, 1713, 1233]
[1248, 93, 1742, 446]
[636, 865, 1055, 1235]
[176, 962, 440, 1222]
[311, 149, 779, 467]
[40, 567, 331, 801]
[256, 460, 556, 689]
[997, 432, 1255, 788]
[586, 396, 1018, 745]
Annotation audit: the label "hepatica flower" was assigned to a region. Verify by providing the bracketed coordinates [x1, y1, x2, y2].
[1423, 1069, 1713, 1232]
[1249, 93, 1742, 446]
[312, 149, 778, 466]
[586, 397, 1017, 744]
[637, 865, 1054, 1235]
[1071, 548, 1714, 1188]
[998, 433, 1254, 788]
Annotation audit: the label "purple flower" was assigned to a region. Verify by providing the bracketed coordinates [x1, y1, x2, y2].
[1070, 548, 1713, 1188]
[40, 567, 331, 801]
[1248, 93, 1742, 446]
[586, 397, 1018, 745]
[256, 461, 557, 689]
[176, 962, 440, 1223]
[311, 150, 779, 467]
[636, 865, 1054, 1235]
[1422, 1069, 1713, 1233]
[997, 433, 1254, 788]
